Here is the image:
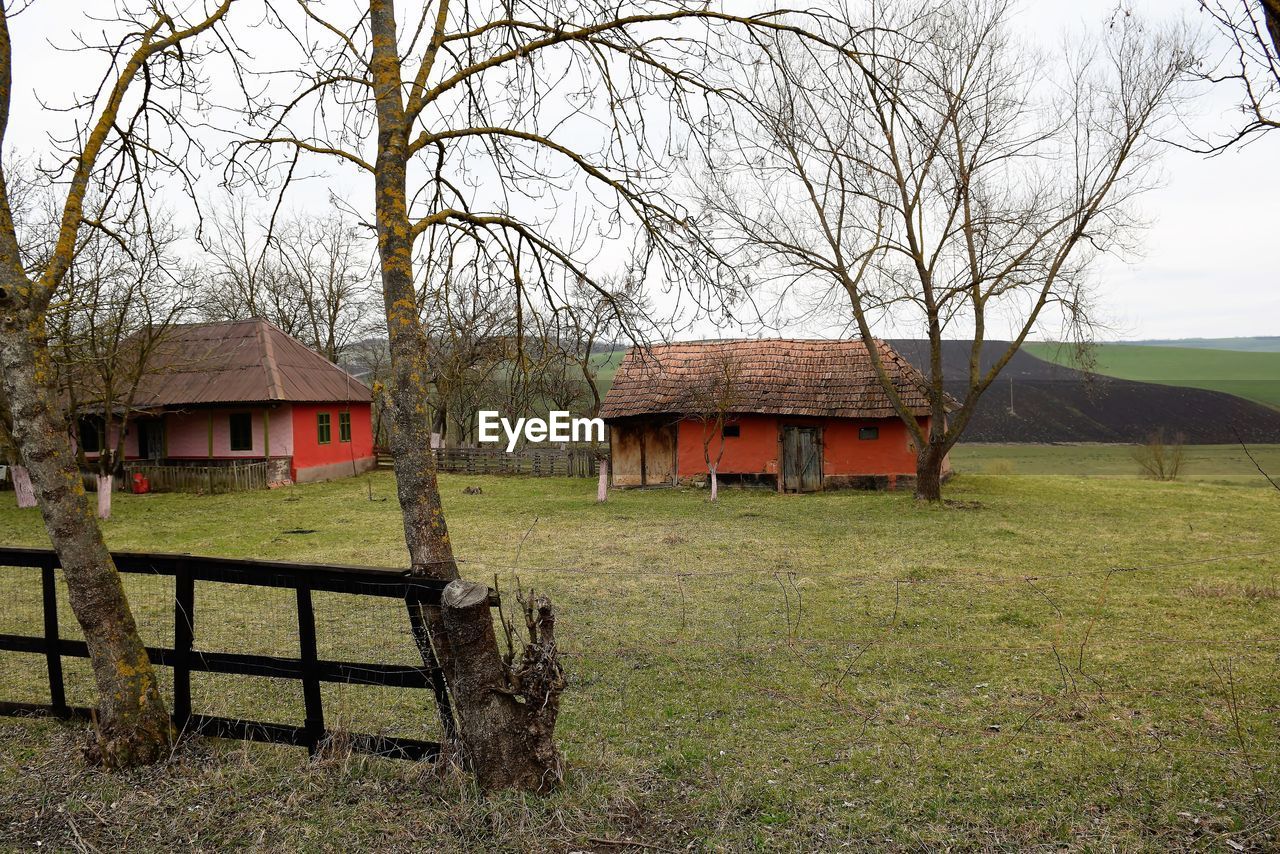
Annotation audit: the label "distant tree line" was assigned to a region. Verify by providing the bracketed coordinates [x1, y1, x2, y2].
[4, 186, 634, 472]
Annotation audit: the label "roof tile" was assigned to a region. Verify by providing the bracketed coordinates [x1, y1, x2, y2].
[132, 319, 372, 406]
[600, 339, 938, 420]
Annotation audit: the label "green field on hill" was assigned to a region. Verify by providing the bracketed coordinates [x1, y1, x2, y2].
[1025, 342, 1280, 409]
[588, 348, 624, 393]
[2, 471, 1279, 849]
[951, 442, 1280, 482]
[1126, 337, 1280, 353]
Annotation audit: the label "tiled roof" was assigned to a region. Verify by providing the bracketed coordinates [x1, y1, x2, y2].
[131, 319, 372, 406]
[599, 339, 938, 420]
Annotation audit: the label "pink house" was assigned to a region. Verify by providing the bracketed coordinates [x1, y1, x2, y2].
[80, 319, 376, 484]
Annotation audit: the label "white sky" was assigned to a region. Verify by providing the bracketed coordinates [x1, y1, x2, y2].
[4, 0, 1276, 341]
[1024, 0, 1279, 341]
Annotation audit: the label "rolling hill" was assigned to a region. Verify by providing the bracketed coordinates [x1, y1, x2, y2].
[1120, 337, 1280, 353]
[596, 340, 1280, 444]
[1024, 342, 1280, 409]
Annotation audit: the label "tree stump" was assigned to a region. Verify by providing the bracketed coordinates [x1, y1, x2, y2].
[441, 579, 563, 792]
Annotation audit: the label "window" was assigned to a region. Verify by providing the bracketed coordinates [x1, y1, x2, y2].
[317, 412, 331, 444]
[722, 423, 740, 438]
[859, 426, 880, 440]
[339, 411, 352, 443]
[78, 416, 103, 453]
[229, 413, 253, 451]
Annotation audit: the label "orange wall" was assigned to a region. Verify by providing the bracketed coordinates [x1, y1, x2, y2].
[676, 414, 780, 477]
[290, 401, 375, 478]
[820, 417, 923, 476]
[675, 414, 930, 478]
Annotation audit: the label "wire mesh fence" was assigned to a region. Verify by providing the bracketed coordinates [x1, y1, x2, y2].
[0, 551, 461, 759]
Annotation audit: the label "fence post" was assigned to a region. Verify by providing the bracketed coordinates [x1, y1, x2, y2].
[40, 560, 67, 716]
[295, 583, 324, 756]
[405, 590, 458, 745]
[172, 562, 194, 731]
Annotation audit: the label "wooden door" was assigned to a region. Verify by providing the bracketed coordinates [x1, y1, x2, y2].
[137, 420, 165, 460]
[642, 422, 676, 485]
[610, 424, 644, 487]
[781, 425, 823, 492]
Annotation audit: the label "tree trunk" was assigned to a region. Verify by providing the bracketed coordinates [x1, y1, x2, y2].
[441, 580, 563, 792]
[97, 474, 112, 520]
[12, 463, 35, 508]
[0, 319, 171, 766]
[915, 440, 948, 502]
[367, 0, 562, 792]
[709, 466, 719, 502]
[597, 459, 608, 503]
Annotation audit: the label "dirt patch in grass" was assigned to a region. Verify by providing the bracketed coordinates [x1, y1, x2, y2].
[943, 498, 984, 510]
[1190, 578, 1280, 601]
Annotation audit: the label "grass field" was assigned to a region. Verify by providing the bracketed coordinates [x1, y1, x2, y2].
[1126, 337, 1280, 353]
[1, 471, 1279, 850]
[588, 349, 624, 393]
[951, 442, 1280, 482]
[1025, 342, 1280, 409]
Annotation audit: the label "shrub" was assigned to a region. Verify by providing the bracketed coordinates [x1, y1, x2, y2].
[1132, 429, 1186, 480]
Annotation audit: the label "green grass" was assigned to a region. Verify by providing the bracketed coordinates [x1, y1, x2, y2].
[1126, 337, 1280, 353]
[2, 472, 1279, 850]
[1026, 342, 1280, 409]
[588, 348, 623, 395]
[952, 442, 1280, 482]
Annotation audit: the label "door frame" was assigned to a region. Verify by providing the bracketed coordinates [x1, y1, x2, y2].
[136, 418, 166, 460]
[641, 419, 678, 486]
[778, 422, 824, 493]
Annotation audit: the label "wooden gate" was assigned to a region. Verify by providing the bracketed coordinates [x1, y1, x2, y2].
[781, 425, 823, 492]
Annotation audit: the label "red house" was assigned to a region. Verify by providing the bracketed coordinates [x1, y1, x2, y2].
[599, 339, 950, 492]
[80, 319, 376, 484]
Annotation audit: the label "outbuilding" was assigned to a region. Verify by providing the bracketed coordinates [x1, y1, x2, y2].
[599, 339, 949, 492]
[77, 319, 376, 485]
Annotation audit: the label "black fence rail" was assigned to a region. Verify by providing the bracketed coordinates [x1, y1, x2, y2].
[0, 547, 493, 761]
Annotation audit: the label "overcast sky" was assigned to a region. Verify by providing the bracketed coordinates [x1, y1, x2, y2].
[1026, 0, 1278, 341]
[4, 1, 1276, 342]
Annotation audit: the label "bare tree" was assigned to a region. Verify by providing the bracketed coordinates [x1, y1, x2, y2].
[1194, 1, 1280, 147]
[274, 213, 376, 362]
[684, 352, 743, 503]
[227, 1, 848, 790]
[0, 1, 233, 766]
[200, 198, 375, 362]
[421, 267, 515, 446]
[702, 0, 1194, 501]
[559, 274, 648, 417]
[343, 336, 393, 445]
[1133, 428, 1187, 480]
[199, 196, 295, 332]
[48, 207, 193, 518]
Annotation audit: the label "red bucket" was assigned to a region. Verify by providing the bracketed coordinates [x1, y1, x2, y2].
[131, 472, 151, 494]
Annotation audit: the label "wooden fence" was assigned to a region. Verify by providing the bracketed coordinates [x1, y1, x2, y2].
[0, 546, 497, 760]
[377, 446, 605, 478]
[120, 461, 269, 493]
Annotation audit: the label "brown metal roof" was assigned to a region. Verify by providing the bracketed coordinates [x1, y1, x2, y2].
[132, 319, 372, 407]
[599, 338, 939, 420]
